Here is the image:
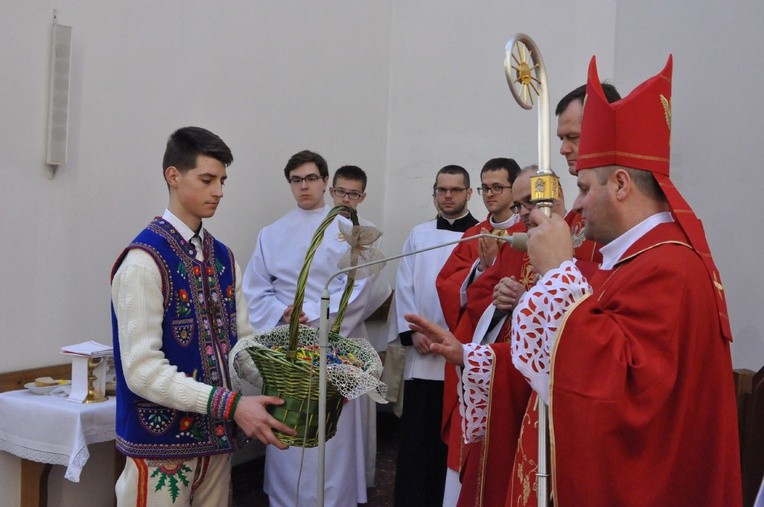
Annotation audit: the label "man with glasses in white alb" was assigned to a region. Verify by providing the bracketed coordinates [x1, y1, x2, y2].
[243, 150, 378, 506]
[392, 165, 479, 506]
[329, 164, 392, 488]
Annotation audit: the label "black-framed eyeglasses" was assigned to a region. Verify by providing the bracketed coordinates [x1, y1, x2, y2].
[289, 174, 323, 185]
[433, 187, 468, 197]
[509, 200, 536, 214]
[332, 188, 364, 200]
[477, 184, 512, 196]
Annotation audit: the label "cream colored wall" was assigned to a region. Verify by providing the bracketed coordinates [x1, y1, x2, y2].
[612, 0, 764, 370]
[1, 2, 394, 504]
[1, 0, 761, 505]
[382, 0, 617, 276]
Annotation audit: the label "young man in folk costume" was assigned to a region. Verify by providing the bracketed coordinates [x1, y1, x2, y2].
[111, 126, 295, 506]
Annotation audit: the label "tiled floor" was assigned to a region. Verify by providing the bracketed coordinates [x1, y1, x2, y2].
[232, 410, 401, 506]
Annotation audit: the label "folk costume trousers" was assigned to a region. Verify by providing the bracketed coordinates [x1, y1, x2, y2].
[115, 453, 231, 506]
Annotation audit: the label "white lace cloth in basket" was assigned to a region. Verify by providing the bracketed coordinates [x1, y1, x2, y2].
[0, 390, 116, 482]
[230, 325, 388, 404]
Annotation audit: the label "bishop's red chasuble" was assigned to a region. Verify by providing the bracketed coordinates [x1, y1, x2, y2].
[550, 222, 741, 505]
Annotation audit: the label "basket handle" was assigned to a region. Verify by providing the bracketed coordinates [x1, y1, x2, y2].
[287, 205, 359, 359]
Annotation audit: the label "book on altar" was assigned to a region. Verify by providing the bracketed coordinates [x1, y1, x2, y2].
[61, 341, 112, 403]
[60, 340, 113, 357]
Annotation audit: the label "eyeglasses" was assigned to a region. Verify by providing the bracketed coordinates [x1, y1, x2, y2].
[433, 187, 468, 197]
[332, 188, 364, 200]
[289, 174, 323, 185]
[477, 185, 511, 196]
[509, 199, 536, 214]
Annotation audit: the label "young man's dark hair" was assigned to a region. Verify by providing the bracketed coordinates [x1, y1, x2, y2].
[435, 164, 471, 189]
[162, 126, 233, 175]
[555, 83, 621, 116]
[480, 157, 522, 183]
[333, 165, 368, 191]
[283, 149, 329, 181]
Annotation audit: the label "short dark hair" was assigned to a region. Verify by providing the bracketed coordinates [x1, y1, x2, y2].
[594, 166, 666, 202]
[434, 164, 471, 189]
[283, 150, 329, 181]
[333, 165, 367, 191]
[162, 126, 233, 175]
[481, 157, 522, 185]
[555, 83, 621, 116]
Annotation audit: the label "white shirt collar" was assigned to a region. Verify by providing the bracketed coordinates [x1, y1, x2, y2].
[490, 213, 520, 230]
[296, 204, 329, 217]
[599, 211, 674, 270]
[162, 209, 202, 242]
[441, 210, 471, 225]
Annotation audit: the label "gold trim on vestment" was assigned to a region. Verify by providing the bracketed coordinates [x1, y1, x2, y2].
[578, 150, 669, 163]
[549, 292, 592, 504]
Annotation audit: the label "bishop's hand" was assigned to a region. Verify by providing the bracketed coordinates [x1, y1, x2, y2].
[527, 208, 574, 275]
[404, 313, 464, 367]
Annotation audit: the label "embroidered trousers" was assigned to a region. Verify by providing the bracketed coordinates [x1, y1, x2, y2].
[115, 453, 231, 506]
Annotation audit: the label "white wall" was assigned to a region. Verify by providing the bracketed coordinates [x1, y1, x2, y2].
[0, 1, 393, 374]
[383, 0, 616, 271]
[613, 0, 764, 370]
[1, 1, 394, 504]
[1, 0, 761, 504]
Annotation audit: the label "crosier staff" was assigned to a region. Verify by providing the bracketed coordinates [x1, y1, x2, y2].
[504, 33, 558, 507]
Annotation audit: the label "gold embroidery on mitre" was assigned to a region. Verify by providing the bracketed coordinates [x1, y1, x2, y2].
[580, 150, 669, 163]
[660, 94, 671, 132]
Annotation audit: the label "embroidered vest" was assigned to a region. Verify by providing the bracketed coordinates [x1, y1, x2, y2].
[111, 218, 240, 459]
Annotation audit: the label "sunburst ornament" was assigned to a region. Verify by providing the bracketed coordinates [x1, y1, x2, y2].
[505, 39, 542, 110]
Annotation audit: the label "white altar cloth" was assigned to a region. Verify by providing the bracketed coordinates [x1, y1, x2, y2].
[0, 389, 116, 481]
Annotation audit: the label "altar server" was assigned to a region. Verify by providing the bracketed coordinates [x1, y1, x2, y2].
[392, 165, 478, 506]
[243, 150, 379, 507]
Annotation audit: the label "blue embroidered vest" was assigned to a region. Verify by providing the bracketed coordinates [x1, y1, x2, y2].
[111, 218, 240, 459]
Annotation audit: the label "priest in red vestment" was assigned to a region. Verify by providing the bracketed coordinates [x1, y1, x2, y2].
[436, 158, 522, 503]
[407, 55, 741, 507]
[441, 81, 622, 506]
[510, 55, 741, 505]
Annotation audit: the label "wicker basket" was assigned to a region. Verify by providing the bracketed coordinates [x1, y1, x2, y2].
[247, 205, 359, 447]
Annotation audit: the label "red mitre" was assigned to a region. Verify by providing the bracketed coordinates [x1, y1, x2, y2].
[577, 56, 732, 341]
[577, 56, 671, 175]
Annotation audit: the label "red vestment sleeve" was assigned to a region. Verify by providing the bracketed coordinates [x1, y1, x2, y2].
[436, 222, 486, 331]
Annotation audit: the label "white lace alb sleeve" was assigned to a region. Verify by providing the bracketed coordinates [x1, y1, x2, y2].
[510, 260, 590, 403]
[458, 343, 494, 443]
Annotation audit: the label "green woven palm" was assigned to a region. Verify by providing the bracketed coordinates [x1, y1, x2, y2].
[247, 205, 358, 447]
